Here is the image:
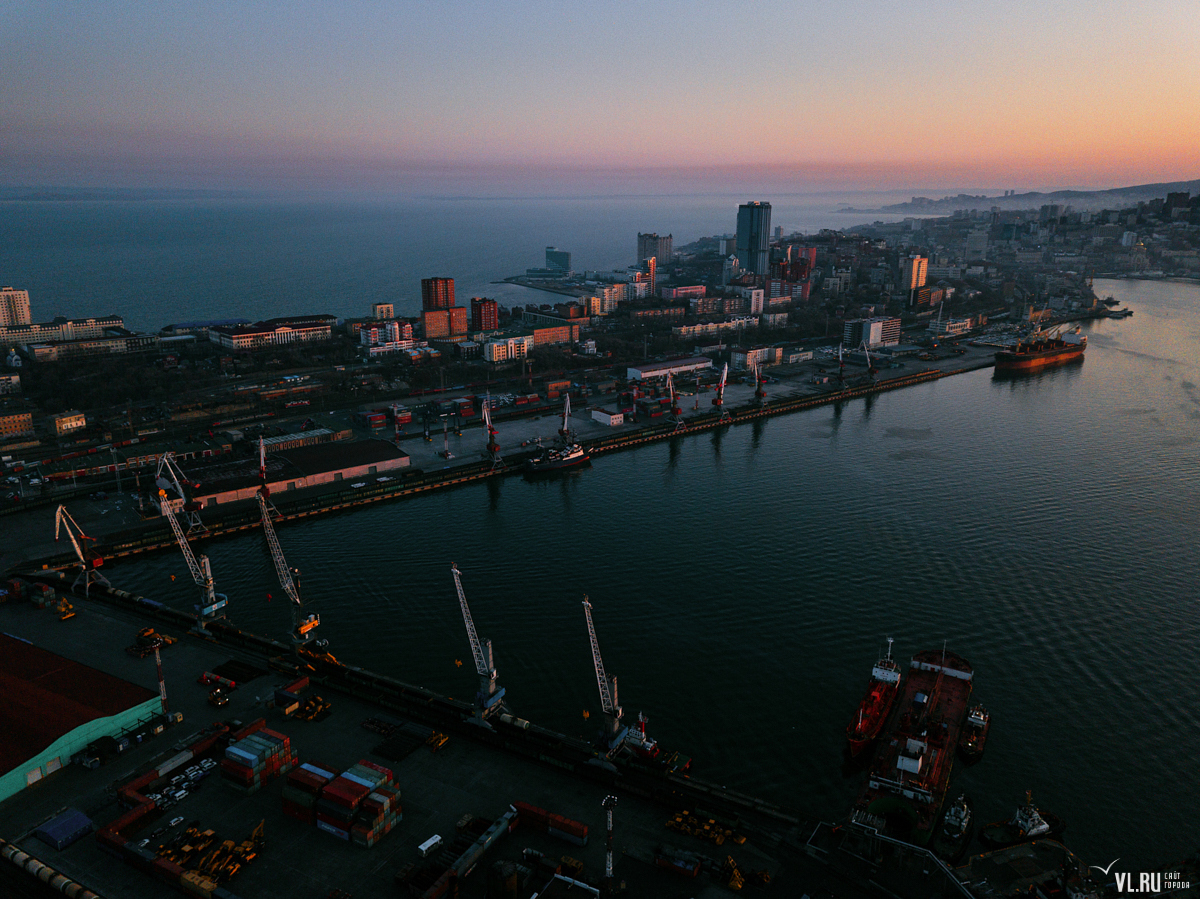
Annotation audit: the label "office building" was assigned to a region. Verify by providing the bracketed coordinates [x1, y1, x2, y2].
[545, 247, 572, 273]
[470, 298, 499, 332]
[843, 317, 902, 348]
[637, 233, 673, 265]
[736, 202, 772, 276]
[0, 288, 31, 327]
[421, 278, 455, 311]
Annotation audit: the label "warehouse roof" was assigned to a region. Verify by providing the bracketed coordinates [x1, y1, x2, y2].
[279, 439, 409, 475]
[0, 634, 157, 774]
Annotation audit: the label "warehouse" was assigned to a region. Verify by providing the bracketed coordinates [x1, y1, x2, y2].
[0, 634, 160, 803]
[626, 356, 712, 382]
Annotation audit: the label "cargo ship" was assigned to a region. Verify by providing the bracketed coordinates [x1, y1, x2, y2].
[854, 648, 974, 844]
[846, 637, 902, 756]
[994, 327, 1086, 372]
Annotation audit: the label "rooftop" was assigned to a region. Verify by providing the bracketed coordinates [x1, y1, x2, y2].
[0, 633, 157, 774]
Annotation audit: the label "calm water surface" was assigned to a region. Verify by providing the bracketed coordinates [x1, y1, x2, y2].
[104, 278, 1200, 869]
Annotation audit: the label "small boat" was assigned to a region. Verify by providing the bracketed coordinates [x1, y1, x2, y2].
[979, 792, 1065, 848]
[931, 794, 974, 863]
[958, 703, 990, 761]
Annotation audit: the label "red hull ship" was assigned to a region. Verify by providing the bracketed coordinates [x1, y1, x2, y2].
[994, 327, 1085, 372]
[855, 649, 974, 844]
[846, 638, 901, 756]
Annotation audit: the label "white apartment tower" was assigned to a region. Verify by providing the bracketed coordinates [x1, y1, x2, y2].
[0, 288, 32, 327]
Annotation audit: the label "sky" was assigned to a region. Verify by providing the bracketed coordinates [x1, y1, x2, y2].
[2, 0, 1198, 196]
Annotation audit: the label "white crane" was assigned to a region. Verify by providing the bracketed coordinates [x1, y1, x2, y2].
[155, 452, 205, 533]
[257, 488, 319, 648]
[451, 564, 503, 720]
[583, 596, 626, 751]
[54, 504, 110, 596]
[158, 489, 227, 621]
[712, 363, 731, 422]
[558, 393, 573, 446]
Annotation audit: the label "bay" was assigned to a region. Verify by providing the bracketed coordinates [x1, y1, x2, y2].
[103, 278, 1200, 870]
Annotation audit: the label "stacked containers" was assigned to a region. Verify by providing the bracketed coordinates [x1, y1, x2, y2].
[281, 762, 335, 825]
[220, 727, 295, 793]
[273, 676, 307, 716]
[30, 583, 55, 608]
[315, 760, 401, 845]
[6, 578, 27, 601]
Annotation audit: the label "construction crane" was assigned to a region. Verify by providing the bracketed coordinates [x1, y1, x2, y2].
[256, 487, 320, 649]
[158, 489, 227, 622]
[155, 452, 205, 534]
[667, 373, 685, 431]
[451, 564, 504, 721]
[711, 363, 731, 422]
[54, 504, 110, 596]
[482, 393, 504, 470]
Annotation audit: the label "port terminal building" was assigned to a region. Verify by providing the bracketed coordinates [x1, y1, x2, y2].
[626, 357, 713, 382]
[0, 634, 159, 804]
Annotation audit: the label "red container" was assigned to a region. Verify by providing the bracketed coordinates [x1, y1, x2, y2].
[232, 718, 266, 740]
[286, 676, 310, 692]
[357, 760, 394, 783]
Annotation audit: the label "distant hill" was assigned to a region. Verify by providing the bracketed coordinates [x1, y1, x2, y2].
[842, 179, 1200, 215]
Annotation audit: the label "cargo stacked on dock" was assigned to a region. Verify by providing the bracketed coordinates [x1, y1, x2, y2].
[512, 801, 589, 847]
[314, 760, 401, 846]
[280, 762, 335, 824]
[220, 722, 295, 793]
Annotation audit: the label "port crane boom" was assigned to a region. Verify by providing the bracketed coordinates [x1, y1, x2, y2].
[451, 564, 503, 720]
[54, 504, 110, 596]
[155, 452, 204, 533]
[158, 489, 227, 621]
[712, 363, 730, 421]
[482, 393, 504, 469]
[256, 488, 319, 647]
[583, 597, 625, 749]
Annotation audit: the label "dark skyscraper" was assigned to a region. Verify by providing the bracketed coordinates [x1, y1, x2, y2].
[637, 232, 673, 265]
[736, 202, 772, 277]
[421, 277, 455, 311]
[470, 297, 499, 331]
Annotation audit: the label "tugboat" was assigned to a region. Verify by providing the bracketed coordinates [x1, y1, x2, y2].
[979, 792, 1065, 848]
[958, 704, 990, 761]
[526, 394, 590, 475]
[931, 794, 974, 863]
[846, 637, 902, 756]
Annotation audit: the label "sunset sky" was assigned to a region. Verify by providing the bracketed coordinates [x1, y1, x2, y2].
[3, 0, 1198, 195]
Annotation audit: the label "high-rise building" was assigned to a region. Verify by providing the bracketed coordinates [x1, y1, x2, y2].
[0, 287, 32, 327]
[646, 257, 657, 296]
[736, 202, 772, 276]
[470, 298, 499, 332]
[545, 247, 572, 273]
[844, 317, 902, 348]
[421, 278, 455, 311]
[372, 302, 394, 320]
[899, 256, 928, 304]
[637, 233, 673, 265]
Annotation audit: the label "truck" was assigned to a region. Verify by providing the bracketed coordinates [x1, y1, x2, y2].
[418, 835, 443, 858]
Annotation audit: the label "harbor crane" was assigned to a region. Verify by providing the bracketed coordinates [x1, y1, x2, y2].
[54, 504, 110, 596]
[837, 343, 846, 384]
[583, 598, 658, 758]
[712, 363, 731, 422]
[667, 373, 686, 431]
[482, 393, 504, 470]
[451, 564, 504, 721]
[751, 357, 768, 405]
[256, 486, 320, 649]
[158, 489, 228, 623]
[557, 393, 574, 446]
[155, 452, 205, 534]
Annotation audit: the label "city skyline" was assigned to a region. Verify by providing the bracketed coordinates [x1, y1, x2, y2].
[2, 1, 1198, 195]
